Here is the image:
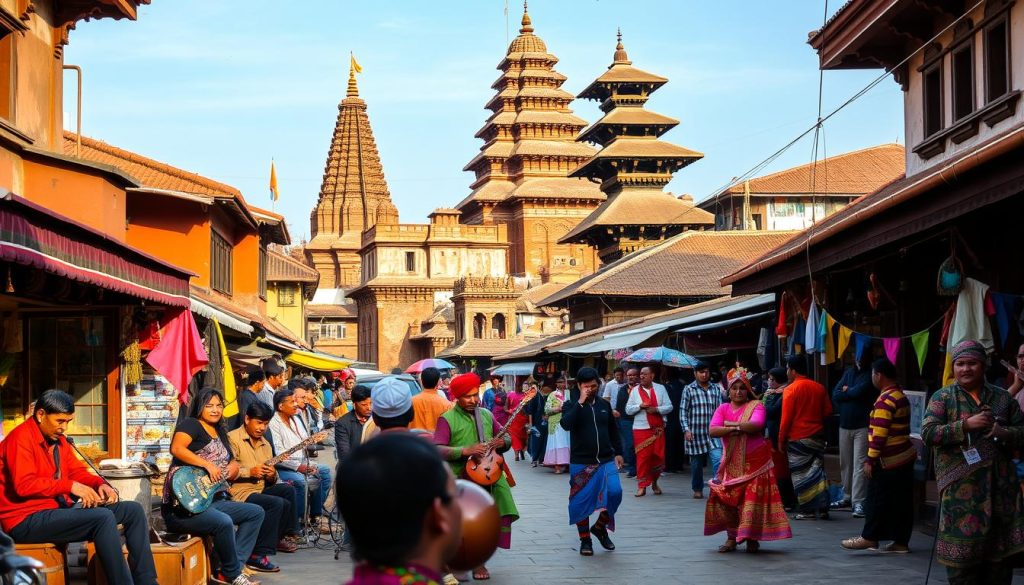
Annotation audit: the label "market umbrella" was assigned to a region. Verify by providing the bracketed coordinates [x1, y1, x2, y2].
[623, 346, 699, 368]
[405, 358, 456, 374]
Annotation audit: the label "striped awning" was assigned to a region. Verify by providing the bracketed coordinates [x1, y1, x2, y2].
[0, 193, 191, 306]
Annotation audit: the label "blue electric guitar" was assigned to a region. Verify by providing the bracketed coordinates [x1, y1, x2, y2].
[171, 430, 329, 514]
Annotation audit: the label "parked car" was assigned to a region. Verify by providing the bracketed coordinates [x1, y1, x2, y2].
[354, 372, 423, 397]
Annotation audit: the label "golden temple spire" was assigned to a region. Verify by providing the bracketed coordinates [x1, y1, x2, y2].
[347, 52, 362, 98]
[613, 28, 631, 65]
[520, 0, 533, 33]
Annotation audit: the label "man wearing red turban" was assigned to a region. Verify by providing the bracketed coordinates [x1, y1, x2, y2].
[433, 373, 519, 581]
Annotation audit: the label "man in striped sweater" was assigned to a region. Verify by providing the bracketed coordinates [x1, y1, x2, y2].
[841, 358, 917, 553]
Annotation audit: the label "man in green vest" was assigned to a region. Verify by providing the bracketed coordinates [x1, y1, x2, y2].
[433, 372, 519, 582]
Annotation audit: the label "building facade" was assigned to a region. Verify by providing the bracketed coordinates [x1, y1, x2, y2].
[697, 144, 905, 231]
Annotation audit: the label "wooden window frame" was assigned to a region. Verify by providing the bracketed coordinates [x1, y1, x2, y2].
[983, 14, 1011, 103]
[404, 251, 416, 273]
[211, 230, 233, 295]
[951, 40, 975, 122]
[258, 244, 267, 300]
[278, 283, 297, 307]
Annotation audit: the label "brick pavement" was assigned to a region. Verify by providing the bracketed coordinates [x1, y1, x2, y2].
[262, 457, 1024, 585]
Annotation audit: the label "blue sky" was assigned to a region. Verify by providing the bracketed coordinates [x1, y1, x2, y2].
[64, 1, 904, 242]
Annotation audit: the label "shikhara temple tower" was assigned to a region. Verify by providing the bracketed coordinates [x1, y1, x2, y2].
[560, 32, 714, 264]
[306, 60, 399, 290]
[455, 2, 604, 283]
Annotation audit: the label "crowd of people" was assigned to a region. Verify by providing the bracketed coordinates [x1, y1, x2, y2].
[3, 339, 1024, 585]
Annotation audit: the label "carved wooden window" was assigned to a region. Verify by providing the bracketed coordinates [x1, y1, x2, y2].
[278, 284, 297, 307]
[473, 313, 485, 339]
[923, 61, 943, 138]
[211, 230, 233, 295]
[492, 313, 506, 339]
[952, 42, 975, 121]
[984, 17, 1010, 102]
[405, 251, 416, 273]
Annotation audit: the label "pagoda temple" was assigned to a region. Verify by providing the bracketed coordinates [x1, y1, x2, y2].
[560, 32, 714, 264]
[306, 61, 399, 290]
[455, 2, 604, 283]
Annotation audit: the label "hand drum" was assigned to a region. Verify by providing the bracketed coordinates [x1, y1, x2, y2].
[447, 479, 500, 571]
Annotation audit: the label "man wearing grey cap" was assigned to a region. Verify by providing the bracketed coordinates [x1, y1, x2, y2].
[360, 377, 424, 443]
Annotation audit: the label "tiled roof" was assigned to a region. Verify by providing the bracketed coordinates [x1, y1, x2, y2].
[436, 337, 531, 359]
[572, 138, 703, 164]
[307, 304, 358, 318]
[267, 250, 319, 283]
[507, 177, 604, 201]
[559, 191, 714, 244]
[516, 282, 571, 312]
[579, 65, 668, 99]
[543, 294, 767, 353]
[64, 132, 242, 198]
[540, 230, 799, 306]
[493, 333, 571, 361]
[578, 109, 679, 143]
[719, 143, 905, 197]
[189, 285, 307, 348]
[410, 322, 455, 340]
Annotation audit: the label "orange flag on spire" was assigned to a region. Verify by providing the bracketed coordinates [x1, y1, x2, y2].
[269, 161, 279, 202]
[350, 53, 362, 74]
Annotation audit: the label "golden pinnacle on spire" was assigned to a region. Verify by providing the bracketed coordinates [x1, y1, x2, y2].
[613, 28, 631, 65]
[347, 53, 360, 98]
[520, 0, 533, 33]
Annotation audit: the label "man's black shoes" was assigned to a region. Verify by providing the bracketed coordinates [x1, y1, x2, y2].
[591, 526, 615, 551]
[579, 537, 594, 556]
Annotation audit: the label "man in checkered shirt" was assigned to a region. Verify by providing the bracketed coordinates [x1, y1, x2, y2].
[680, 362, 724, 499]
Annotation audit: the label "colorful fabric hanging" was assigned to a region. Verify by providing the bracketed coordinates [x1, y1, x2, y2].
[883, 338, 900, 365]
[854, 333, 871, 362]
[837, 325, 853, 359]
[145, 308, 210, 404]
[911, 331, 929, 374]
[805, 303, 820, 354]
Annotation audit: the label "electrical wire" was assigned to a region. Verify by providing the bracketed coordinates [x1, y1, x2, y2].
[705, 0, 985, 201]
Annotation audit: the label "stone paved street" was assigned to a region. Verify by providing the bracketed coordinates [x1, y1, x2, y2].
[261, 456, 1024, 585]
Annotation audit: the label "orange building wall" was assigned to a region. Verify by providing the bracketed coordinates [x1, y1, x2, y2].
[22, 159, 127, 240]
[126, 195, 210, 288]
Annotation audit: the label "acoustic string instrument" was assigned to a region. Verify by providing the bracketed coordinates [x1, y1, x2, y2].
[465, 390, 537, 487]
[171, 430, 329, 514]
[1000, 359, 1024, 383]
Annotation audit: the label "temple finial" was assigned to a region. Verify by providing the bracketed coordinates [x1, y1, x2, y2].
[521, 0, 533, 33]
[613, 28, 631, 65]
[347, 52, 361, 97]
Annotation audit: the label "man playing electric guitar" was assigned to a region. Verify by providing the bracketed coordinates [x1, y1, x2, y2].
[228, 401, 303, 573]
[433, 373, 519, 582]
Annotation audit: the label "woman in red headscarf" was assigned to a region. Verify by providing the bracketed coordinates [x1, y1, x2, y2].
[704, 368, 792, 553]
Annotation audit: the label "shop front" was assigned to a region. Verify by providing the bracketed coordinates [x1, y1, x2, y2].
[0, 194, 192, 460]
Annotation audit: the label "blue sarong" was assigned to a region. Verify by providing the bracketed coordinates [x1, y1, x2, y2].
[568, 461, 622, 530]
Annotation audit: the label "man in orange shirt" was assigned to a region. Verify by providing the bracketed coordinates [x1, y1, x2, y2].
[779, 355, 833, 520]
[410, 367, 452, 433]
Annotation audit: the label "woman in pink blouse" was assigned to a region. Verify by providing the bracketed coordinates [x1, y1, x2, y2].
[704, 368, 792, 553]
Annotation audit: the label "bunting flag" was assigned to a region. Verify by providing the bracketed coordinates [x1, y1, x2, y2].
[837, 324, 853, 359]
[213, 318, 238, 419]
[269, 161, 279, 202]
[884, 338, 901, 365]
[911, 330, 930, 374]
[854, 333, 871, 362]
[822, 314, 837, 365]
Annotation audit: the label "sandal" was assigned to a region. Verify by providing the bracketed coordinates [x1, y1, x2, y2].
[473, 567, 490, 581]
[717, 540, 737, 553]
[635, 488, 646, 497]
[792, 513, 818, 520]
[745, 540, 760, 553]
[652, 485, 663, 495]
